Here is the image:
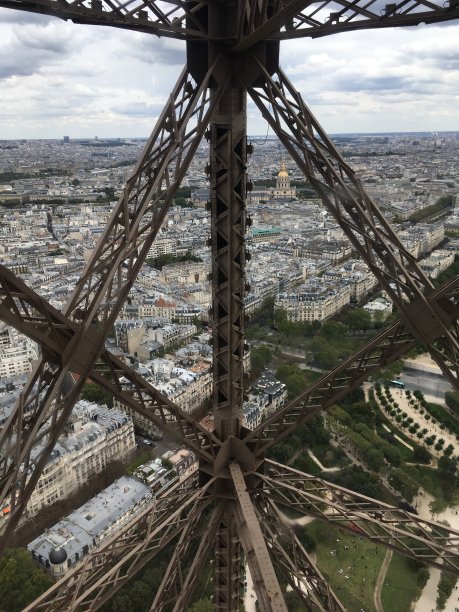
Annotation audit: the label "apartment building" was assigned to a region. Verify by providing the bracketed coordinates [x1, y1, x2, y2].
[275, 280, 351, 322]
[0, 329, 38, 380]
[24, 403, 135, 518]
[28, 476, 151, 579]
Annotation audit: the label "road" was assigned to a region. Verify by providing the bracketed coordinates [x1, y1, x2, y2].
[401, 368, 453, 400]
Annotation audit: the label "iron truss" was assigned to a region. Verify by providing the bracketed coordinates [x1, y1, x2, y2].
[1, 0, 459, 609]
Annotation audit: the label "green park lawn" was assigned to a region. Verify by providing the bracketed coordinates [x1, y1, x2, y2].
[380, 553, 422, 612]
[304, 521, 385, 611]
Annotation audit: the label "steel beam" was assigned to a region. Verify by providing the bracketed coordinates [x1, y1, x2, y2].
[1, 1, 459, 609]
[0, 64, 222, 548]
[244, 276, 459, 456]
[210, 86, 247, 440]
[230, 462, 287, 611]
[247, 65, 459, 389]
[0, 263, 220, 463]
[256, 498, 346, 611]
[23, 474, 213, 611]
[149, 501, 224, 611]
[257, 460, 459, 575]
[248, 0, 459, 42]
[214, 511, 243, 612]
[0, 0, 208, 40]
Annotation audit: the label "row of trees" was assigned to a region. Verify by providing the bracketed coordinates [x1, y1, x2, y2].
[267, 416, 330, 464]
[406, 194, 453, 223]
[145, 251, 202, 270]
[329, 405, 401, 471]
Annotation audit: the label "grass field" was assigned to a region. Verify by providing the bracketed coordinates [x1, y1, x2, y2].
[380, 553, 422, 612]
[304, 521, 385, 611]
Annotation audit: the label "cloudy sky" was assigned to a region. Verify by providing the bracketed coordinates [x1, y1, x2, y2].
[0, 8, 459, 139]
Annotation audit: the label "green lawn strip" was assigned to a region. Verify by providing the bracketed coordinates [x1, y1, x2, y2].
[304, 521, 385, 612]
[380, 553, 423, 612]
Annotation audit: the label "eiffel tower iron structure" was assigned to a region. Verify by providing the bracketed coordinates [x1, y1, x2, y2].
[1, 0, 459, 609]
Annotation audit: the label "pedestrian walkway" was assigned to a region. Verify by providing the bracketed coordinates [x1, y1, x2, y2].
[307, 449, 341, 473]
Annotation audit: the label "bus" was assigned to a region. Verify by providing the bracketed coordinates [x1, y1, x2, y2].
[389, 379, 405, 389]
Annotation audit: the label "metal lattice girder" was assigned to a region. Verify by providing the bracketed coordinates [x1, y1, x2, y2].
[150, 501, 224, 611]
[247, 65, 459, 388]
[236, 0, 459, 46]
[230, 463, 288, 612]
[243, 278, 459, 457]
[65, 64, 220, 327]
[0, 0, 208, 40]
[245, 319, 414, 455]
[214, 511, 243, 612]
[210, 87, 247, 440]
[255, 498, 346, 612]
[0, 263, 220, 463]
[23, 474, 214, 612]
[257, 460, 459, 576]
[0, 63, 224, 547]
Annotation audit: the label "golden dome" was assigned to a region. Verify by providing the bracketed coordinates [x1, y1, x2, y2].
[278, 162, 288, 177]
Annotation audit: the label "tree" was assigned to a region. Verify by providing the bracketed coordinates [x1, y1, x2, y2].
[344, 308, 371, 333]
[388, 469, 418, 502]
[0, 548, 54, 612]
[378, 359, 403, 381]
[438, 455, 457, 477]
[296, 529, 316, 553]
[80, 382, 113, 407]
[189, 599, 214, 612]
[319, 320, 348, 341]
[366, 447, 385, 472]
[348, 401, 376, 427]
[268, 442, 293, 464]
[250, 296, 275, 327]
[445, 391, 459, 415]
[383, 445, 401, 467]
[416, 567, 429, 589]
[174, 196, 192, 208]
[311, 336, 339, 370]
[285, 373, 307, 398]
[413, 446, 431, 464]
[436, 571, 457, 611]
[250, 345, 272, 374]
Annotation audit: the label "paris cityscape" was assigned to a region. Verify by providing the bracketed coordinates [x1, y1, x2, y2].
[0, 132, 458, 610]
[1, 0, 459, 610]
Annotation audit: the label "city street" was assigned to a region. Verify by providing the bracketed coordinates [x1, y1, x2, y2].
[401, 368, 453, 400]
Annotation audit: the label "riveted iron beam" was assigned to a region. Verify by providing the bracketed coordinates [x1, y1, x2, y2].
[257, 460, 459, 576]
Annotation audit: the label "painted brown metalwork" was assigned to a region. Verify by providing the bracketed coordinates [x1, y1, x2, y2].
[0, 0, 459, 609]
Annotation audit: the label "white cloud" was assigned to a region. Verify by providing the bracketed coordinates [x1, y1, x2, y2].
[0, 8, 458, 138]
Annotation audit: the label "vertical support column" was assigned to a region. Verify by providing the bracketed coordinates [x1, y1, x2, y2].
[210, 87, 247, 440]
[209, 85, 247, 611]
[214, 510, 243, 611]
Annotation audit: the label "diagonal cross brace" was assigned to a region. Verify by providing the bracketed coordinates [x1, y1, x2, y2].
[244, 277, 459, 456]
[246, 64, 459, 388]
[0, 263, 220, 462]
[0, 0, 208, 39]
[23, 474, 215, 611]
[257, 460, 459, 575]
[255, 497, 346, 611]
[0, 63, 226, 549]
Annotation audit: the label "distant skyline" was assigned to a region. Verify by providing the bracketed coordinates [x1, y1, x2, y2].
[1, 9, 459, 139]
